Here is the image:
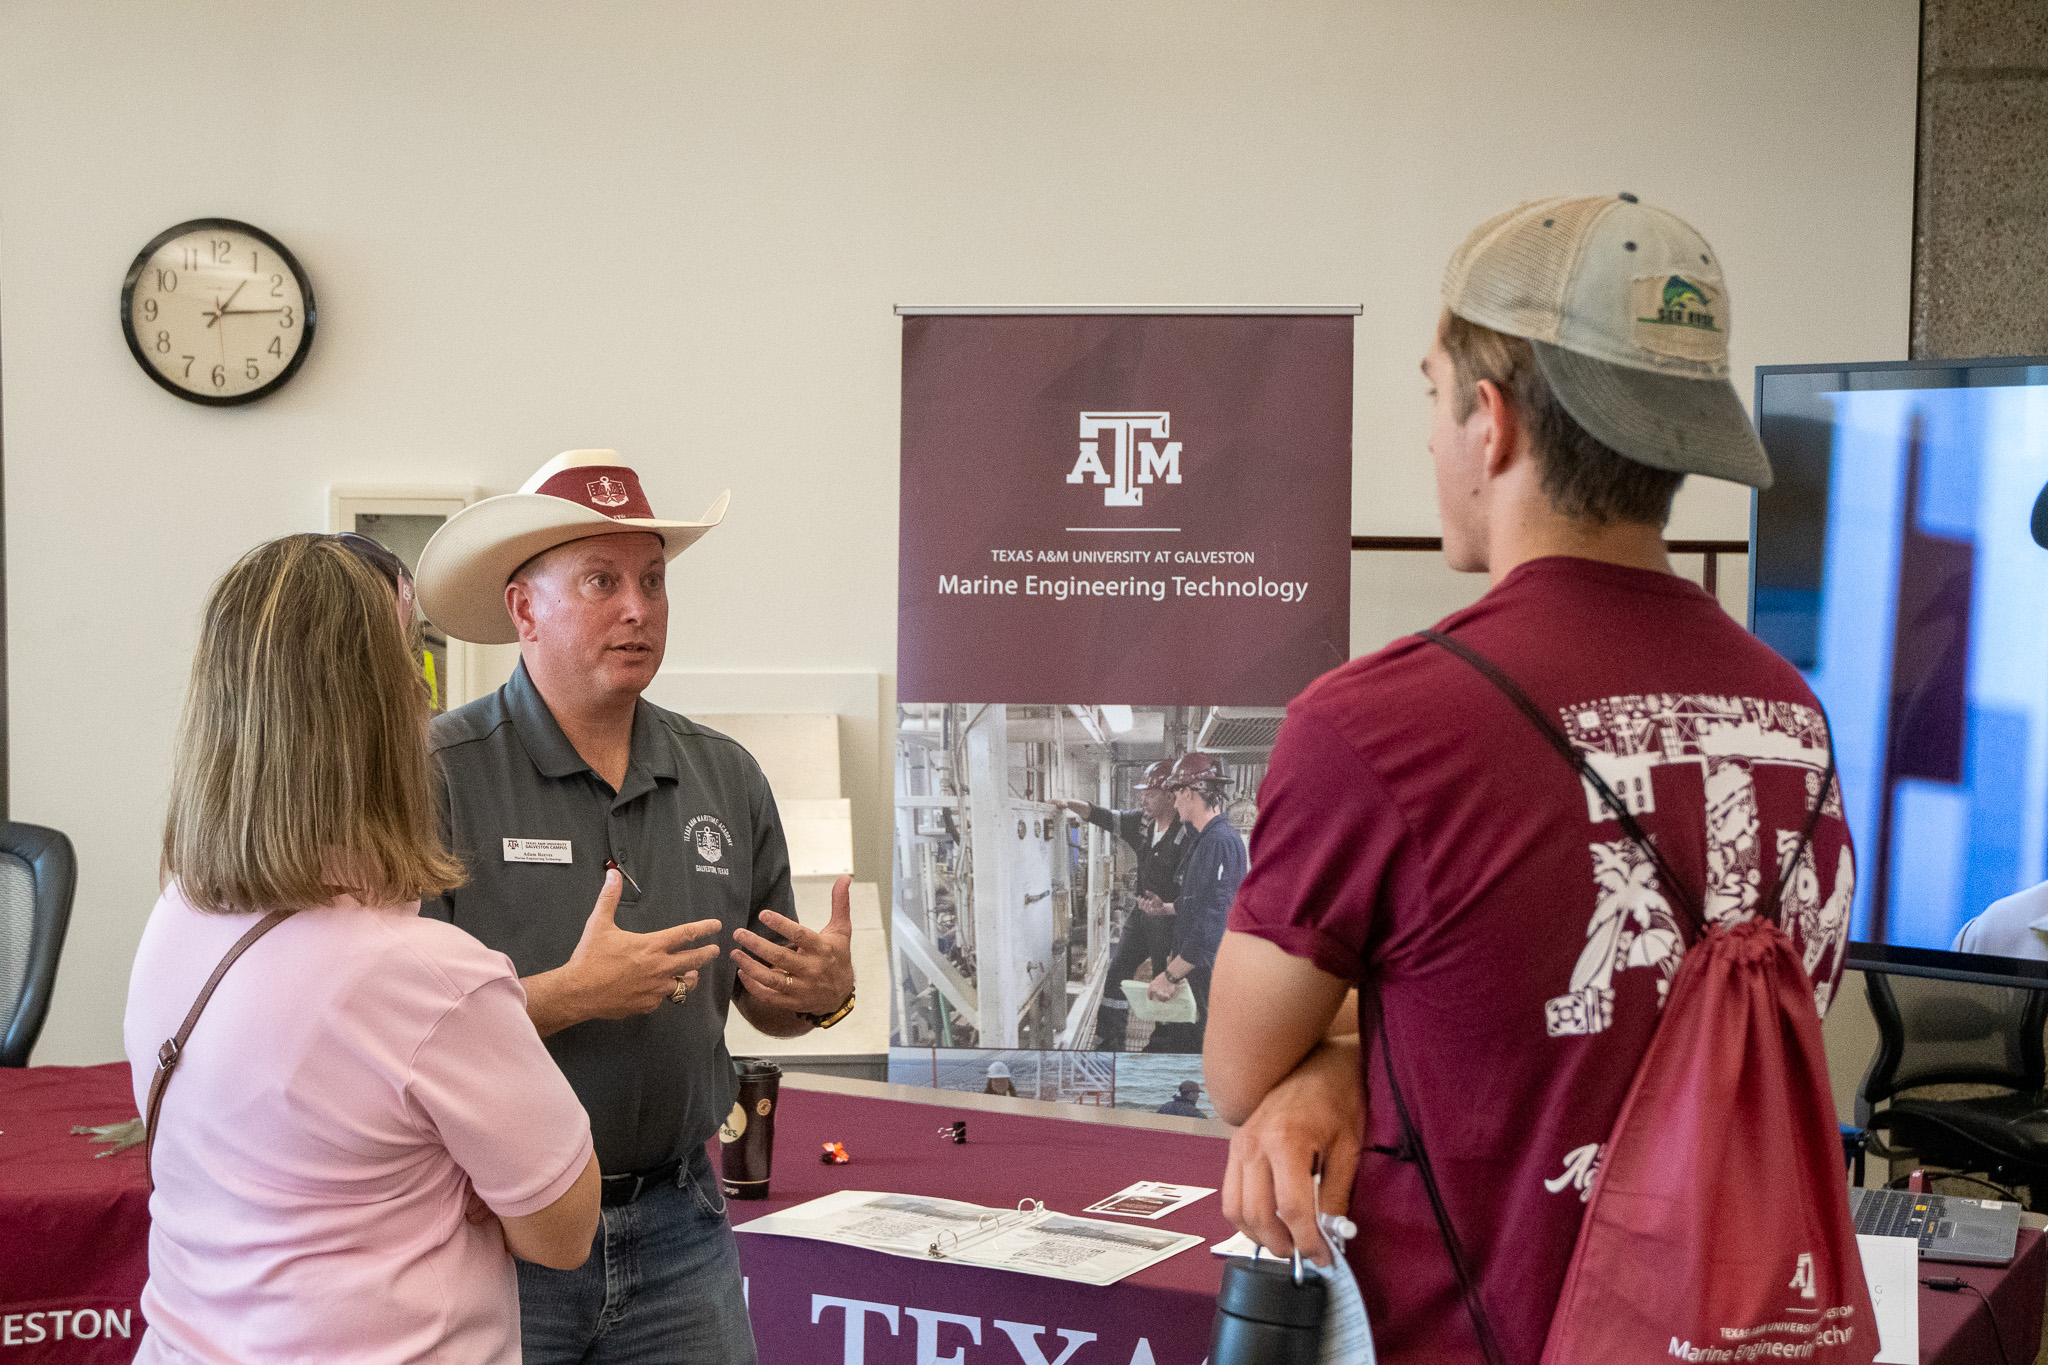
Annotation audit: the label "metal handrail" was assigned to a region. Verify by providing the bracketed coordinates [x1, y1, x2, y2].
[1350, 535, 1749, 595]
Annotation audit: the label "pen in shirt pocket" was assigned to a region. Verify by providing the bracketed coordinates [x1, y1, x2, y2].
[605, 859, 644, 896]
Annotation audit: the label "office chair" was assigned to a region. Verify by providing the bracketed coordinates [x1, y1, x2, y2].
[0, 822, 76, 1067]
[1857, 970, 2048, 1209]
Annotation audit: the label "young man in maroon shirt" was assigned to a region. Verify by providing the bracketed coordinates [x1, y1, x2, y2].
[1205, 195, 1855, 1364]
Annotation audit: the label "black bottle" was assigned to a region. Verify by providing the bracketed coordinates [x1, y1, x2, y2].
[1209, 1256, 1326, 1364]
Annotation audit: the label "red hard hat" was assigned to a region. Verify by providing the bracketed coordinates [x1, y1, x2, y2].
[1163, 752, 1228, 793]
[1131, 760, 1176, 791]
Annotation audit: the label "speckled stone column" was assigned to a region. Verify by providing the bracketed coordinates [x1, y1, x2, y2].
[1912, 0, 2048, 360]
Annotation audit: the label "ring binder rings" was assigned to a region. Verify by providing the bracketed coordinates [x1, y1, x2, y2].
[932, 1199, 1047, 1258]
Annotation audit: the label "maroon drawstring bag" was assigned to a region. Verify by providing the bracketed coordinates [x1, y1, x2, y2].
[1539, 913, 1875, 1363]
[1405, 632, 1876, 1365]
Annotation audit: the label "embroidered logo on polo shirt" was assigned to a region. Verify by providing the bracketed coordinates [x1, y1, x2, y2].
[685, 815, 734, 877]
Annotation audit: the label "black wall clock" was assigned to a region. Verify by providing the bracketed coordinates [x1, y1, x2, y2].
[120, 218, 315, 405]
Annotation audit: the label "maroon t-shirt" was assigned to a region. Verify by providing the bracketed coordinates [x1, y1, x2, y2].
[1229, 556, 1855, 1365]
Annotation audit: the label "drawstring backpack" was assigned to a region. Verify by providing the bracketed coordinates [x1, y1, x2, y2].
[1373, 631, 1876, 1365]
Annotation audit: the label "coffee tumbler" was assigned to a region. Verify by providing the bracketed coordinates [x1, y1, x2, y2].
[719, 1058, 783, 1199]
[1208, 1256, 1326, 1365]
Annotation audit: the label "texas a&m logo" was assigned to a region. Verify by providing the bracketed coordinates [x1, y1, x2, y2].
[1788, 1251, 1817, 1300]
[1066, 411, 1182, 507]
[587, 475, 631, 508]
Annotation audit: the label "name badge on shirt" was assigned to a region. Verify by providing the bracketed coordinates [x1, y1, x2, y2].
[503, 838, 573, 864]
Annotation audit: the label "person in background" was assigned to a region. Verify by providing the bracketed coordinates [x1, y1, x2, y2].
[1157, 1080, 1206, 1118]
[1205, 196, 1856, 1363]
[414, 451, 857, 1365]
[984, 1060, 1020, 1097]
[1056, 758, 1190, 1051]
[1947, 485, 2048, 962]
[1146, 752, 1246, 1053]
[1951, 887, 2048, 961]
[124, 534, 599, 1365]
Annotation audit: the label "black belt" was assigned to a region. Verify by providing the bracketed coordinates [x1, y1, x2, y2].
[599, 1156, 683, 1207]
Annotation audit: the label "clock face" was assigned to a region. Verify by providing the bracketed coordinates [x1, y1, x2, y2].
[120, 219, 315, 405]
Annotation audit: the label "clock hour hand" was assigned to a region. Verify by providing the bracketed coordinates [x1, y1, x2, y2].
[204, 281, 249, 329]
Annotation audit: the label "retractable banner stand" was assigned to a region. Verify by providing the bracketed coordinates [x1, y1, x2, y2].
[892, 309, 1354, 1117]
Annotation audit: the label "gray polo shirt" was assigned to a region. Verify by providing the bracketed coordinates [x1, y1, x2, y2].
[422, 659, 795, 1174]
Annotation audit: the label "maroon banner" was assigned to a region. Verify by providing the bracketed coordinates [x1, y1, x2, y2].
[891, 312, 1352, 1079]
[898, 313, 1352, 705]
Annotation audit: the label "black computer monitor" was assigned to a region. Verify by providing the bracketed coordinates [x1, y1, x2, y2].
[1752, 356, 2048, 987]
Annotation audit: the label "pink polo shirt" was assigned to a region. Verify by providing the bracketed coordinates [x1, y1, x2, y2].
[123, 886, 593, 1364]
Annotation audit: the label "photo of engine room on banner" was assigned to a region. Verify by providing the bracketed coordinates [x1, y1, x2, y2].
[891, 702, 1270, 1067]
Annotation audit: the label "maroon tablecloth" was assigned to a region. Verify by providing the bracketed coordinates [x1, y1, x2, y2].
[5, 1063, 2044, 1364]
[727, 1085, 1232, 1363]
[0, 1063, 146, 1361]
[1921, 1225, 2044, 1365]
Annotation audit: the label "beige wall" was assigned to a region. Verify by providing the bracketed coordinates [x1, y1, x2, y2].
[0, 1, 1919, 1064]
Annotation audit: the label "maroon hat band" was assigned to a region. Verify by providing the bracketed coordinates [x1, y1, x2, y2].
[532, 465, 657, 521]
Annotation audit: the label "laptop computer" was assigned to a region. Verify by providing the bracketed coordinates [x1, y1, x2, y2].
[1848, 1185, 2022, 1265]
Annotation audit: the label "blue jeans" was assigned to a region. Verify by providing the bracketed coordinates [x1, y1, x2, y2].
[517, 1150, 757, 1365]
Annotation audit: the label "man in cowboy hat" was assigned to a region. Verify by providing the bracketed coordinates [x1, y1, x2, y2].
[1055, 758, 1191, 1051]
[1144, 751, 1244, 1054]
[415, 450, 857, 1365]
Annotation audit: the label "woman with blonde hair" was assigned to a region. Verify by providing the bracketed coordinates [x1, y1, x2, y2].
[124, 534, 599, 1363]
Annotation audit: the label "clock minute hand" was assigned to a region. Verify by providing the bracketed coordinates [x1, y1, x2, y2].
[219, 307, 285, 316]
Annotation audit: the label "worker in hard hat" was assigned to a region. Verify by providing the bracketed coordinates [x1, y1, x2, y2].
[983, 1060, 1019, 1097]
[1147, 752, 1247, 1053]
[1056, 758, 1191, 1051]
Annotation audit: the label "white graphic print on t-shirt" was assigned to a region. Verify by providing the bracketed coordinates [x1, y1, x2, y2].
[1543, 1142, 1603, 1202]
[1542, 694, 1852, 1039]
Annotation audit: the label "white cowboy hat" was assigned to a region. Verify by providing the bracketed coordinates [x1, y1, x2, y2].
[416, 450, 729, 645]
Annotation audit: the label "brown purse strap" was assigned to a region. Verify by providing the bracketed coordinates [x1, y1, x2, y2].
[144, 910, 289, 1189]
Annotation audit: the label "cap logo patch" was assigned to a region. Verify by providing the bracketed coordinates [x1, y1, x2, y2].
[1630, 273, 1727, 368]
[1639, 275, 1720, 333]
[587, 475, 631, 508]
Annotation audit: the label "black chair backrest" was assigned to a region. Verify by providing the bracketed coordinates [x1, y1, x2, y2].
[1857, 970, 2048, 1124]
[0, 822, 76, 1067]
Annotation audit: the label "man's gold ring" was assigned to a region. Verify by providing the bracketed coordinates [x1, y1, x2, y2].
[783, 970, 794, 991]
[671, 977, 690, 1004]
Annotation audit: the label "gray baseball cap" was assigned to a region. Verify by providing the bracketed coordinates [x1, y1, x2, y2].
[1442, 193, 1773, 490]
